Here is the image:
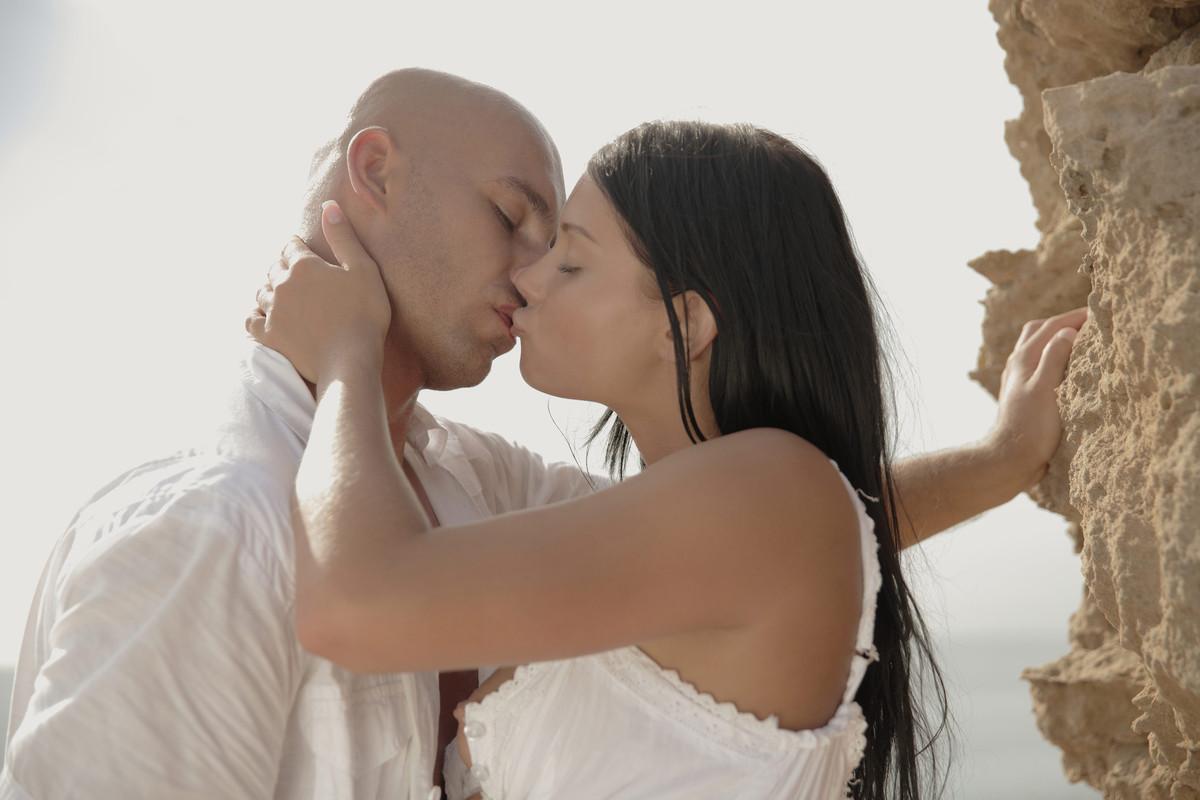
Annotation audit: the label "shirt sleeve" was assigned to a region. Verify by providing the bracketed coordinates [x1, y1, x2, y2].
[3, 475, 298, 800]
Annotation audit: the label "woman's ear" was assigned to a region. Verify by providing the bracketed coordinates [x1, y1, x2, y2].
[345, 126, 401, 215]
[656, 290, 719, 365]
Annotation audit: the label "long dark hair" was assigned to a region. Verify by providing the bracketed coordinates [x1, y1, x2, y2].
[585, 121, 951, 799]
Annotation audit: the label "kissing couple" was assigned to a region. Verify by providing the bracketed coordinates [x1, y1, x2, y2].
[2, 68, 1086, 800]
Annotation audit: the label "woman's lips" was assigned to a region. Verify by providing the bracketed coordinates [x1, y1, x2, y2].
[496, 304, 522, 337]
[507, 307, 527, 336]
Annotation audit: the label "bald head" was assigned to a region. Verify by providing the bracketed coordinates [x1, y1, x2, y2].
[295, 69, 565, 392]
[304, 70, 561, 222]
[348, 69, 554, 153]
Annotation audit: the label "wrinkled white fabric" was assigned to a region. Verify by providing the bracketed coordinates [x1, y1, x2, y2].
[445, 459, 883, 800]
[1, 341, 600, 800]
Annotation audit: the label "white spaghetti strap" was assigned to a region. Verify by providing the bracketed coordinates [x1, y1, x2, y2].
[855, 487, 880, 503]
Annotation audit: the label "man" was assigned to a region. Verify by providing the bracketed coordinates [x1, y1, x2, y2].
[1, 68, 1084, 799]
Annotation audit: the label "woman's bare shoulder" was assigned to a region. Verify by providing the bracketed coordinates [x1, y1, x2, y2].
[649, 428, 860, 560]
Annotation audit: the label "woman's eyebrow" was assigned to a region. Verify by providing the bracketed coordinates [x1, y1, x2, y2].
[561, 221, 597, 244]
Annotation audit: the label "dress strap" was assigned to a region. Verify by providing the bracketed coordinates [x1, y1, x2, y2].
[825, 457, 883, 704]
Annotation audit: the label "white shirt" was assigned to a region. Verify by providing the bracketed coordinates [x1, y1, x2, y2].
[444, 460, 882, 800]
[1, 341, 599, 800]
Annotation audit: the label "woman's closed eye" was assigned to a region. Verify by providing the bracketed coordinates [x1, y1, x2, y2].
[558, 264, 581, 275]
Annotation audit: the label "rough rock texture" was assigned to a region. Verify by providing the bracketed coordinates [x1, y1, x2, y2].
[970, 2, 1200, 797]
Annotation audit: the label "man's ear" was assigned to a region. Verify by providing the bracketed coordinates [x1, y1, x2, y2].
[345, 126, 399, 215]
[656, 290, 719, 365]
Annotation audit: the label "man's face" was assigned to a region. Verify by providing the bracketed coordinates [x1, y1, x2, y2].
[361, 101, 563, 391]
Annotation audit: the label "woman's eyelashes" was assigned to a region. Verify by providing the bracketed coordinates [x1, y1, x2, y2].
[557, 264, 581, 275]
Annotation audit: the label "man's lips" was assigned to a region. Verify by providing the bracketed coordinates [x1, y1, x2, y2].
[494, 305, 517, 337]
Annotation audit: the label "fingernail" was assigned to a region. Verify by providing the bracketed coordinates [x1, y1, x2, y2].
[322, 200, 343, 224]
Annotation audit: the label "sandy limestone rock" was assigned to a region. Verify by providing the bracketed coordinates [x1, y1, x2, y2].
[972, 2, 1200, 798]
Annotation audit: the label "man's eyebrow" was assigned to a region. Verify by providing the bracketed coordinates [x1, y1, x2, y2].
[499, 176, 554, 226]
[561, 222, 598, 244]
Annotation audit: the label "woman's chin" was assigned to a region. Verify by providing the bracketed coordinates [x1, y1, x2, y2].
[517, 353, 588, 402]
[516, 352, 549, 394]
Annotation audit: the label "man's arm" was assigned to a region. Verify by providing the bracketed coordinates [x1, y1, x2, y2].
[2, 475, 297, 799]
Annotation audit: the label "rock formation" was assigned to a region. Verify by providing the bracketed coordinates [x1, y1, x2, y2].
[970, 2, 1200, 797]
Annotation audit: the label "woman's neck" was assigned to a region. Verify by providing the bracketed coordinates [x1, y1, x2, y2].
[617, 385, 721, 469]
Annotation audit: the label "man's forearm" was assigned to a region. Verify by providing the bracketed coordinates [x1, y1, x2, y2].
[889, 441, 1031, 550]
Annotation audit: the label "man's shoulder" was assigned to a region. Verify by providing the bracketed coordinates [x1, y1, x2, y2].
[78, 449, 291, 525]
[60, 449, 294, 578]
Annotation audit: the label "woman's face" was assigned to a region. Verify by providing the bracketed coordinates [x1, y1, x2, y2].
[510, 175, 666, 408]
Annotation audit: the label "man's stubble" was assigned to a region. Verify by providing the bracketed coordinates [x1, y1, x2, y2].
[382, 171, 495, 393]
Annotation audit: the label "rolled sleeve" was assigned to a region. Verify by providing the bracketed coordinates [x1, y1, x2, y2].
[5, 480, 298, 799]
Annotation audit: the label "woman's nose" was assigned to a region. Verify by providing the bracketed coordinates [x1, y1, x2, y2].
[510, 262, 538, 304]
[510, 247, 555, 304]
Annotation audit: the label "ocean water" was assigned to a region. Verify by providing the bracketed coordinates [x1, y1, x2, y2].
[0, 636, 1102, 797]
[930, 633, 1099, 799]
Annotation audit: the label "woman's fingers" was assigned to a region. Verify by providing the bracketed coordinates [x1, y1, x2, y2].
[1015, 306, 1087, 346]
[1026, 306, 1087, 352]
[245, 310, 266, 340]
[268, 255, 288, 288]
[1013, 306, 1087, 374]
[281, 236, 316, 269]
[320, 200, 375, 273]
[275, 203, 377, 278]
[1031, 326, 1078, 389]
[255, 283, 274, 315]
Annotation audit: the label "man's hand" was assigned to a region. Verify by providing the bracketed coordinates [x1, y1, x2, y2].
[983, 305, 1088, 492]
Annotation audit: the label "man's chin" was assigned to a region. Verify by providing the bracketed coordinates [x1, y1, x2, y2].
[423, 348, 495, 391]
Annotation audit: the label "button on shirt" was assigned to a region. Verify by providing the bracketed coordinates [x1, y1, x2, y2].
[1, 341, 601, 800]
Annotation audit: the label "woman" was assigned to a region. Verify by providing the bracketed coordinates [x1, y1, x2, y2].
[250, 122, 983, 798]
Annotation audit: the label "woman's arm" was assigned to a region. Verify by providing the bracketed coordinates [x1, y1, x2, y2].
[295, 364, 854, 674]
[891, 306, 1086, 549]
[889, 443, 1028, 550]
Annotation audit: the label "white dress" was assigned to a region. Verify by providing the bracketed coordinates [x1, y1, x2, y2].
[443, 457, 883, 800]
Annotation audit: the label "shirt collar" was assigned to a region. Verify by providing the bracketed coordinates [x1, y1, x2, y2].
[405, 399, 482, 503]
[238, 339, 463, 464]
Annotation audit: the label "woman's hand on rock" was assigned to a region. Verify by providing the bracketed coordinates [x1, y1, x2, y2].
[985, 305, 1088, 490]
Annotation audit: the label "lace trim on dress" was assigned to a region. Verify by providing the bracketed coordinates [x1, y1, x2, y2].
[463, 660, 552, 719]
[603, 645, 869, 761]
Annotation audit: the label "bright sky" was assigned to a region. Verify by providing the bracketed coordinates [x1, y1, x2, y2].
[0, 0, 1086, 665]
